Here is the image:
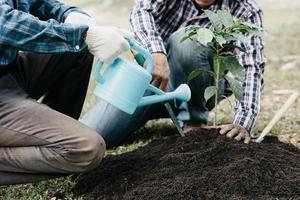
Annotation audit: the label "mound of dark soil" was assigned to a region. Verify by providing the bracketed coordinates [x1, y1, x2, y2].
[73, 129, 300, 200]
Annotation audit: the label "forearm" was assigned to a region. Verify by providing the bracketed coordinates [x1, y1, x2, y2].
[129, 0, 166, 54]
[0, 5, 88, 53]
[232, 7, 265, 134]
[30, 0, 85, 23]
[233, 62, 265, 134]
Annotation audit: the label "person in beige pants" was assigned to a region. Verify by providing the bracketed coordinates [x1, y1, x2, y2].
[0, 0, 132, 185]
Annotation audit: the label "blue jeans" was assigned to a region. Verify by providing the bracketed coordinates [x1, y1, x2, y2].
[81, 29, 224, 148]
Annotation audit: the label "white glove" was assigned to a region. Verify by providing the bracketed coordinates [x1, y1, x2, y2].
[85, 26, 134, 64]
[65, 12, 134, 64]
[65, 12, 96, 27]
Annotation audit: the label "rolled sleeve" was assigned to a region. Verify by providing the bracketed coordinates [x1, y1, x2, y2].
[130, 0, 167, 54]
[233, 110, 257, 134]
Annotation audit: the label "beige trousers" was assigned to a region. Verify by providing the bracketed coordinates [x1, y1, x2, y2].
[0, 52, 106, 185]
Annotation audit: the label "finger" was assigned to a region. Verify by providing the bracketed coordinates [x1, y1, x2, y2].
[234, 132, 244, 141]
[159, 78, 169, 91]
[117, 28, 134, 39]
[151, 77, 161, 87]
[103, 55, 115, 65]
[219, 124, 234, 135]
[226, 128, 239, 138]
[244, 133, 251, 144]
[120, 38, 131, 50]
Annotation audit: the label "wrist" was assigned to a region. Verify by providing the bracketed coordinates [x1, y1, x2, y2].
[152, 52, 168, 61]
[65, 12, 96, 27]
[152, 52, 167, 57]
[83, 30, 88, 41]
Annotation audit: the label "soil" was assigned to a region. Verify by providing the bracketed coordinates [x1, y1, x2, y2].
[73, 129, 300, 200]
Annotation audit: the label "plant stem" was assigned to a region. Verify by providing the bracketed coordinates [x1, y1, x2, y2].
[214, 56, 220, 127]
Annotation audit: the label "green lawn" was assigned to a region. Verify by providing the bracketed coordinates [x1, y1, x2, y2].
[1, 0, 300, 199]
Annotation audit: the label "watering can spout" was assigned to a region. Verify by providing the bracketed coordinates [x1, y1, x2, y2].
[138, 84, 191, 107]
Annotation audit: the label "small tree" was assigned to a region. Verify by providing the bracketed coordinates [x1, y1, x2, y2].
[181, 10, 263, 126]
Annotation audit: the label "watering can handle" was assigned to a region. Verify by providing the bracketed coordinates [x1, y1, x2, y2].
[93, 40, 153, 83]
[93, 60, 105, 84]
[128, 39, 154, 74]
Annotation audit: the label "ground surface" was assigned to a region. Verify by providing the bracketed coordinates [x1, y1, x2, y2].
[1, 0, 300, 199]
[74, 129, 300, 200]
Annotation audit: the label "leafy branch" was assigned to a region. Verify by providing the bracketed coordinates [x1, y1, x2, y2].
[182, 9, 263, 126]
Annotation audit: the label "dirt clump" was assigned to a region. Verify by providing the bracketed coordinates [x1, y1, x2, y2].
[73, 129, 300, 200]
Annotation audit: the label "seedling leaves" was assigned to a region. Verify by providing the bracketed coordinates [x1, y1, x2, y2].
[188, 68, 216, 82]
[204, 10, 223, 31]
[219, 56, 245, 81]
[225, 73, 244, 101]
[217, 10, 234, 27]
[230, 33, 248, 44]
[204, 86, 217, 102]
[196, 28, 214, 46]
[215, 35, 227, 47]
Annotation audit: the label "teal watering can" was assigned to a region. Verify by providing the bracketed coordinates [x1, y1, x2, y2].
[93, 40, 191, 115]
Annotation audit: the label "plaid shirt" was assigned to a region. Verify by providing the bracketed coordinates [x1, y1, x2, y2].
[0, 0, 88, 66]
[130, 0, 266, 133]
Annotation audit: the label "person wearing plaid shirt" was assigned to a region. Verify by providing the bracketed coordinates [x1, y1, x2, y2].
[0, 0, 134, 185]
[81, 0, 265, 148]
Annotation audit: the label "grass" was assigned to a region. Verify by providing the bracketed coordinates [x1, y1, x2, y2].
[1, 0, 300, 199]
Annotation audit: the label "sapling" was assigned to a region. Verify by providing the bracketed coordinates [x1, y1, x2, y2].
[181, 10, 263, 126]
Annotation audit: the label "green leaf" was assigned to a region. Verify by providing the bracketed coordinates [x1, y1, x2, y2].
[231, 22, 263, 38]
[241, 21, 263, 31]
[215, 35, 227, 47]
[196, 28, 214, 46]
[188, 68, 216, 82]
[217, 10, 234, 27]
[219, 43, 246, 55]
[204, 86, 217, 102]
[224, 74, 244, 101]
[180, 27, 197, 43]
[185, 25, 201, 32]
[230, 33, 248, 43]
[204, 10, 223, 31]
[180, 34, 192, 43]
[219, 56, 245, 81]
[180, 26, 201, 43]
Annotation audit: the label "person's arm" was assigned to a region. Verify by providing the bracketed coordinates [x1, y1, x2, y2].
[29, 0, 85, 23]
[129, 0, 167, 54]
[220, 8, 265, 142]
[130, 0, 170, 91]
[0, 4, 88, 53]
[233, 10, 265, 134]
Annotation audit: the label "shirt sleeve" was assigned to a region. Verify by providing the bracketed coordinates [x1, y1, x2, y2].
[29, 0, 85, 23]
[233, 9, 266, 134]
[0, 4, 88, 53]
[129, 0, 167, 54]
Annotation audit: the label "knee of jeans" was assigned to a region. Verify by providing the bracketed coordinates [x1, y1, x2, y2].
[168, 29, 213, 68]
[60, 130, 106, 173]
[168, 29, 186, 54]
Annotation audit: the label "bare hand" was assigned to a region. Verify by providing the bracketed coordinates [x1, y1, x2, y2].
[151, 53, 170, 91]
[219, 124, 251, 144]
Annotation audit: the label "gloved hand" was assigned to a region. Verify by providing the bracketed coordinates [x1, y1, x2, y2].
[65, 12, 133, 64]
[85, 26, 134, 64]
[65, 12, 96, 27]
